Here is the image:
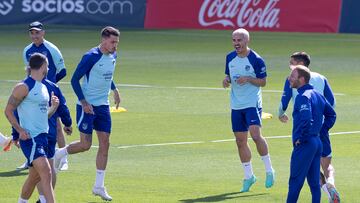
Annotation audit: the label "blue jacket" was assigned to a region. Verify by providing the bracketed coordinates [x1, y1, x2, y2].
[292, 84, 336, 144]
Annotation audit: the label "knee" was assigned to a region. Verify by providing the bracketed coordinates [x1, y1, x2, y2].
[235, 137, 247, 148]
[251, 134, 265, 143]
[80, 142, 92, 151]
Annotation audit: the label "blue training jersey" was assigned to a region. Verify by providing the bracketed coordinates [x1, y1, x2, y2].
[17, 77, 49, 138]
[225, 50, 267, 110]
[71, 47, 117, 106]
[279, 71, 335, 117]
[292, 84, 336, 144]
[23, 39, 66, 83]
[12, 79, 72, 141]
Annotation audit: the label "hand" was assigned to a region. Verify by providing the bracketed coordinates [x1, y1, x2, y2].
[279, 114, 289, 123]
[222, 76, 230, 88]
[19, 129, 30, 140]
[80, 99, 94, 114]
[236, 76, 250, 85]
[63, 126, 73, 135]
[295, 139, 301, 146]
[13, 139, 20, 148]
[50, 91, 59, 110]
[113, 89, 121, 109]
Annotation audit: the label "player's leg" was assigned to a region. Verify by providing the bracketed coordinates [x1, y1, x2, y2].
[32, 157, 55, 203]
[247, 108, 274, 188]
[55, 132, 92, 169]
[320, 132, 340, 202]
[232, 109, 256, 192]
[54, 105, 94, 169]
[56, 118, 69, 171]
[92, 105, 112, 201]
[287, 140, 316, 203]
[19, 166, 41, 202]
[306, 137, 322, 203]
[37, 138, 57, 203]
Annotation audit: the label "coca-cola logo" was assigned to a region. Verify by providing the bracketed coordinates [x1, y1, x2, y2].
[199, 0, 280, 29]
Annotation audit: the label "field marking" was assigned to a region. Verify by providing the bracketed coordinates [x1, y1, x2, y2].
[90, 130, 360, 150]
[0, 80, 345, 96]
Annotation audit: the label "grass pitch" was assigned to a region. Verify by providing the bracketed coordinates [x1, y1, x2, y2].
[0, 26, 359, 202]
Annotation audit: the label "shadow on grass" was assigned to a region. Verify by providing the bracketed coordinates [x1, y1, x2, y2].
[0, 169, 28, 177]
[179, 192, 268, 202]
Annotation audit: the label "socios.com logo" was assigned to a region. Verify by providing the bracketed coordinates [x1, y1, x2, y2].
[0, 0, 15, 15]
[22, 0, 133, 15]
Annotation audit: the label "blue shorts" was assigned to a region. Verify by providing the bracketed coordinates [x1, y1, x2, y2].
[231, 107, 262, 132]
[76, 104, 111, 135]
[19, 133, 48, 167]
[320, 130, 332, 157]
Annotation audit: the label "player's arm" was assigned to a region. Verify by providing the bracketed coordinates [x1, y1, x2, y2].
[323, 78, 336, 108]
[47, 43, 67, 82]
[22, 49, 30, 76]
[243, 77, 266, 87]
[48, 92, 59, 118]
[71, 54, 95, 114]
[237, 58, 267, 87]
[223, 55, 231, 88]
[322, 99, 337, 131]
[296, 96, 312, 145]
[278, 79, 293, 122]
[56, 69, 66, 83]
[55, 87, 73, 135]
[4, 83, 29, 140]
[111, 80, 121, 109]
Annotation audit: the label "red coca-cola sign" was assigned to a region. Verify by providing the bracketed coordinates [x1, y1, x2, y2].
[145, 0, 342, 33]
[199, 0, 280, 29]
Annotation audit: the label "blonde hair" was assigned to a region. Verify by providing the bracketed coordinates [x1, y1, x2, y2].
[232, 28, 250, 41]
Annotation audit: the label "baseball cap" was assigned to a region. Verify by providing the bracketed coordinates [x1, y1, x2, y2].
[28, 21, 44, 31]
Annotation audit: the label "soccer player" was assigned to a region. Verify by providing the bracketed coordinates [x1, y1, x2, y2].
[278, 52, 340, 202]
[222, 28, 275, 192]
[5, 53, 59, 203]
[54, 26, 121, 201]
[12, 79, 73, 203]
[0, 132, 12, 152]
[18, 21, 70, 171]
[286, 65, 336, 203]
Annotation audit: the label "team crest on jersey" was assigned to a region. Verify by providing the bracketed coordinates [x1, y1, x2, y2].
[82, 123, 88, 130]
[261, 67, 266, 74]
[245, 65, 250, 71]
[300, 104, 309, 112]
[38, 148, 45, 155]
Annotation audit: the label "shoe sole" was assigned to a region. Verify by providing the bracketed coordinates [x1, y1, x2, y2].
[93, 192, 112, 201]
[241, 178, 257, 192]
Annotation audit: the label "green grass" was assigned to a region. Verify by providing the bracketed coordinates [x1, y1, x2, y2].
[0, 26, 359, 202]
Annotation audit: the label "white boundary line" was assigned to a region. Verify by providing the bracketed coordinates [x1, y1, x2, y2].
[0, 80, 345, 95]
[90, 130, 360, 150]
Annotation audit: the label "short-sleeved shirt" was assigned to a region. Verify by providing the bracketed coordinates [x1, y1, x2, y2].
[225, 50, 267, 110]
[17, 77, 49, 138]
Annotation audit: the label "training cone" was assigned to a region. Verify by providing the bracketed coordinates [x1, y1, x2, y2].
[262, 112, 273, 120]
[110, 106, 127, 113]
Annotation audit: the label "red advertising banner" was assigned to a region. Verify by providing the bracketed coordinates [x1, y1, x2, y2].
[145, 0, 342, 33]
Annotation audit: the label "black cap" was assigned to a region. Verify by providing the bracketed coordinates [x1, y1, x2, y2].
[28, 21, 44, 31]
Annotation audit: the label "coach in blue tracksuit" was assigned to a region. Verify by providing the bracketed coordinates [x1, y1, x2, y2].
[286, 65, 336, 203]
